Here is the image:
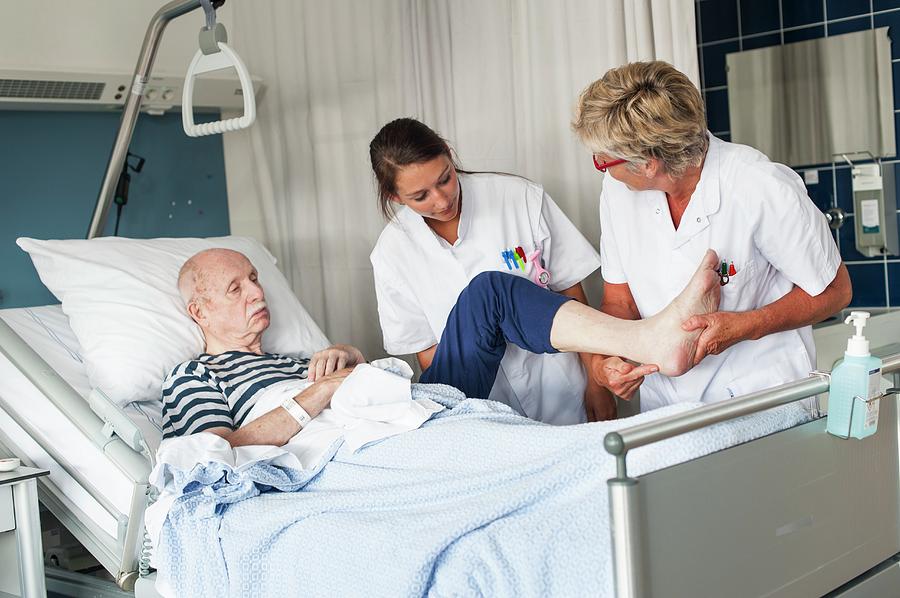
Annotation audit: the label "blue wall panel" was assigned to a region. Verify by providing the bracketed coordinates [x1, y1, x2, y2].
[0, 110, 229, 308]
[697, 0, 900, 307]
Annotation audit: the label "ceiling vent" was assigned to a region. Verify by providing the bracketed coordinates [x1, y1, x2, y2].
[0, 79, 106, 101]
[0, 69, 263, 115]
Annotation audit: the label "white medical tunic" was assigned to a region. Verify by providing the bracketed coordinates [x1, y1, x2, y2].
[599, 135, 841, 411]
[371, 172, 602, 425]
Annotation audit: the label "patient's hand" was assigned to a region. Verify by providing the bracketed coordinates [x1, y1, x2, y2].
[308, 345, 366, 381]
[300, 367, 354, 412]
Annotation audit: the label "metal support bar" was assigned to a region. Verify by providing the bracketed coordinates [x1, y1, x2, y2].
[605, 352, 900, 458]
[116, 482, 151, 591]
[608, 478, 644, 598]
[14, 479, 46, 598]
[88, 0, 206, 239]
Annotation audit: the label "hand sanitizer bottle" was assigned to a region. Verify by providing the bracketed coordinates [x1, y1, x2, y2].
[826, 311, 883, 439]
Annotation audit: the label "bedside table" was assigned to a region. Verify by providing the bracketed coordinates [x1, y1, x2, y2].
[0, 467, 49, 598]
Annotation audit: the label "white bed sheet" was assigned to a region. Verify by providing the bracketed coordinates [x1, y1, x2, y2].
[0, 305, 162, 540]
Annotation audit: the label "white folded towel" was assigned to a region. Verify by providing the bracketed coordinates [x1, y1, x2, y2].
[242, 357, 443, 467]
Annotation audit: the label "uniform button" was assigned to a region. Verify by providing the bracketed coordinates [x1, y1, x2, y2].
[696, 217, 701, 223]
[655, 208, 661, 215]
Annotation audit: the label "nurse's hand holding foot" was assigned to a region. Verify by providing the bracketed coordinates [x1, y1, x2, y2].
[680, 311, 747, 366]
[589, 358, 657, 400]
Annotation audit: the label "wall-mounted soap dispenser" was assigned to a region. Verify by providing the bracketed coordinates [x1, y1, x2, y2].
[852, 162, 898, 257]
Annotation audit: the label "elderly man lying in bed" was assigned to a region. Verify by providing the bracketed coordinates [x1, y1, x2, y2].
[162, 247, 721, 443]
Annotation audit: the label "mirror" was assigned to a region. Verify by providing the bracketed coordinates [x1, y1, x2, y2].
[726, 28, 895, 167]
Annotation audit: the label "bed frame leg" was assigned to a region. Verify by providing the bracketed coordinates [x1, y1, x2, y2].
[609, 476, 645, 597]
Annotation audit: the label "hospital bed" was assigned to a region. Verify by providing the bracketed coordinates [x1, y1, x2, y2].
[1, 302, 899, 597]
[2, 0, 897, 591]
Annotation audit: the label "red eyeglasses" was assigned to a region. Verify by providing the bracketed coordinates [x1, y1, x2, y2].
[593, 155, 627, 172]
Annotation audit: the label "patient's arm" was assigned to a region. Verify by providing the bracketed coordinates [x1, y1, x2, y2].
[207, 368, 352, 447]
[307, 345, 366, 381]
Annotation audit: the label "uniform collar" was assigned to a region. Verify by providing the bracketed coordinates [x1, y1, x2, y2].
[671, 132, 721, 248]
[698, 133, 722, 217]
[396, 206, 443, 251]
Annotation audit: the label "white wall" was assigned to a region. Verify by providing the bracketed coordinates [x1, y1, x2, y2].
[0, 0, 233, 75]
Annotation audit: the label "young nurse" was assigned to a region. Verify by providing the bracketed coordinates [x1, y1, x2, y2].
[368, 118, 620, 425]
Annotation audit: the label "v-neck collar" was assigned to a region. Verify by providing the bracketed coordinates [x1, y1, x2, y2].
[668, 133, 722, 249]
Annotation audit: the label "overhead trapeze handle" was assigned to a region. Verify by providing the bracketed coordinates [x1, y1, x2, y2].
[182, 41, 256, 137]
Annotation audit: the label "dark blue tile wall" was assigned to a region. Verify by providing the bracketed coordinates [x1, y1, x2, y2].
[697, 0, 900, 307]
[0, 111, 230, 308]
[782, 0, 825, 28]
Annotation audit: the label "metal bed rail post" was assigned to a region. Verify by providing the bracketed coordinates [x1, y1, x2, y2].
[608, 474, 643, 598]
[87, 0, 209, 239]
[894, 369, 900, 543]
[604, 351, 900, 597]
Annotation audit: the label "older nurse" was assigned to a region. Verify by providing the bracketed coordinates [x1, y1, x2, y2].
[571, 61, 852, 412]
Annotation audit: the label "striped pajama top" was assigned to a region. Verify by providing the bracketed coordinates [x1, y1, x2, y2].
[161, 351, 309, 439]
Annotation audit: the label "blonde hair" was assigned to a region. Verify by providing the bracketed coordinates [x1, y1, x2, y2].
[572, 61, 708, 177]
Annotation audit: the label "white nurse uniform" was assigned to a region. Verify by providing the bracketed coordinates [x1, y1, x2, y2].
[371, 172, 601, 424]
[599, 135, 841, 411]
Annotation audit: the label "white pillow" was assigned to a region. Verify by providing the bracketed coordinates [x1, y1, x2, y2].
[17, 236, 330, 406]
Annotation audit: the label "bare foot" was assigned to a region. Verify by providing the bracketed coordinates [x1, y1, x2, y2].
[547, 250, 721, 373]
[643, 249, 721, 376]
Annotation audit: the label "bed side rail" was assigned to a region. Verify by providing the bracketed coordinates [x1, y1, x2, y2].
[604, 347, 900, 464]
[0, 317, 152, 588]
[0, 317, 151, 483]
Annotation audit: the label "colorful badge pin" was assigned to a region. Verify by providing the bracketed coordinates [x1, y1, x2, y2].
[718, 260, 737, 286]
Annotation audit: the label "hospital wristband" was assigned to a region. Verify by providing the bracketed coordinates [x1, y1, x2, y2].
[281, 397, 313, 429]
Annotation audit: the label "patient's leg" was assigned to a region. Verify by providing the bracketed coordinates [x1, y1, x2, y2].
[419, 250, 720, 398]
[420, 269, 572, 398]
[550, 249, 720, 376]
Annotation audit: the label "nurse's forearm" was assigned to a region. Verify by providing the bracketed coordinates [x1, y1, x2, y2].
[417, 345, 438, 370]
[743, 263, 852, 341]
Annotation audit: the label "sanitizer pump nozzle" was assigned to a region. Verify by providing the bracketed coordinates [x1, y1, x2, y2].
[844, 311, 871, 357]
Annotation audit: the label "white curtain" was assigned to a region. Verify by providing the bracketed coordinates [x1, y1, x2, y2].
[222, 0, 698, 359]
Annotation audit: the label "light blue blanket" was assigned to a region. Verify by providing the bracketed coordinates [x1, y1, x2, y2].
[153, 384, 812, 597]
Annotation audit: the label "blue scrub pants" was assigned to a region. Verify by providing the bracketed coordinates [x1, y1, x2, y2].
[419, 271, 572, 399]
